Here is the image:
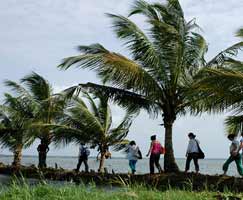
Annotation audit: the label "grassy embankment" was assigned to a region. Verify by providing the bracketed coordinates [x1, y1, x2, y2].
[0, 183, 241, 200]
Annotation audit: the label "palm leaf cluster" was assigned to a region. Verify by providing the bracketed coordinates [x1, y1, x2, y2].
[52, 92, 134, 172]
[194, 28, 243, 135]
[0, 73, 134, 171]
[0, 94, 35, 167]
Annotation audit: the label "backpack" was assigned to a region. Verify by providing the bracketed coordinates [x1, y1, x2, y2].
[195, 140, 205, 159]
[137, 149, 142, 159]
[161, 146, 166, 155]
[81, 147, 90, 157]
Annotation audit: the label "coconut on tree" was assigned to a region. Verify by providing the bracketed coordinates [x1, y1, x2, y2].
[5, 72, 67, 168]
[58, 0, 208, 172]
[51, 92, 134, 172]
[0, 94, 35, 167]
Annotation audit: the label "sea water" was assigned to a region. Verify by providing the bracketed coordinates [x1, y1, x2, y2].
[0, 155, 240, 177]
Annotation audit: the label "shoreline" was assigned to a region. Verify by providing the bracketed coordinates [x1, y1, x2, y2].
[0, 163, 243, 192]
[0, 154, 229, 160]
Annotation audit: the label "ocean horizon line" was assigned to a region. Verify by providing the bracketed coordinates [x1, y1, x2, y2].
[0, 154, 227, 160]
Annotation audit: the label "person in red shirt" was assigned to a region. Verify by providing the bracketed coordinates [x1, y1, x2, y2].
[146, 135, 162, 174]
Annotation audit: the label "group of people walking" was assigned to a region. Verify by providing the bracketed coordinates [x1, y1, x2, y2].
[127, 135, 164, 174]
[182, 132, 243, 176]
[74, 135, 165, 174]
[72, 132, 243, 175]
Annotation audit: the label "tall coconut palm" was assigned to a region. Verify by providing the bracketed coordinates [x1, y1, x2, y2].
[0, 94, 35, 167]
[5, 72, 67, 168]
[58, 0, 208, 171]
[51, 92, 133, 172]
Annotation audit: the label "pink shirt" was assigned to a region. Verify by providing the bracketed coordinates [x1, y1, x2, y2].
[151, 142, 161, 154]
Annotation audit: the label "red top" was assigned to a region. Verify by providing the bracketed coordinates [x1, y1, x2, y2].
[151, 142, 162, 154]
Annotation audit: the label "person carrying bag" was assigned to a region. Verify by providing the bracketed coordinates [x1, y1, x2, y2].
[185, 132, 204, 174]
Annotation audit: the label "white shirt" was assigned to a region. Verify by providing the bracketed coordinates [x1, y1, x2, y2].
[127, 145, 139, 160]
[186, 138, 199, 154]
[230, 139, 239, 154]
[240, 137, 243, 153]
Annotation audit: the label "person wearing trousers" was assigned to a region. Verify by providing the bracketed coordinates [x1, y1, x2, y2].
[185, 132, 200, 173]
[127, 140, 140, 174]
[76, 143, 89, 173]
[146, 135, 162, 174]
[223, 134, 243, 176]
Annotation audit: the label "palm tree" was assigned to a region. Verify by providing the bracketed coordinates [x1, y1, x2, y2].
[58, 0, 208, 172]
[5, 72, 67, 168]
[51, 92, 134, 172]
[0, 94, 35, 167]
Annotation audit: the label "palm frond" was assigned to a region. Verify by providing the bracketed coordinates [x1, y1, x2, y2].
[208, 42, 243, 67]
[4, 80, 31, 98]
[107, 13, 162, 77]
[128, 0, 159, 19]
[21, 72, 52, 101]
[236, 28, 243, 39]
[59, 44, 163, 99]
[79, 82, 160, 116]
[225, 115, 243, 136]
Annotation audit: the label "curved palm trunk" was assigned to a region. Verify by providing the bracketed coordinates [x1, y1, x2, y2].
[12, 144, 23, 168]
[164, 121, 179, 172]
[98, 152, 106, 173]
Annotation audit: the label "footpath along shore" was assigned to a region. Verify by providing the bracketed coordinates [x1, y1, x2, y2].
[0, 163, 243, 192]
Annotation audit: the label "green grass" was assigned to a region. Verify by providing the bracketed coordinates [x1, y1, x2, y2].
[0, 183, 240, 200]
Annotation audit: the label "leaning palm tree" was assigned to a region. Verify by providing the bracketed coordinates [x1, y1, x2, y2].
[51, 92, 133, 172]
[0, 94, 35, 167]
[5, 72, 67, 167]
[58, 0, 208, 171]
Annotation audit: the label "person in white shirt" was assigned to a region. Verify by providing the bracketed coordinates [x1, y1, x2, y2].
[185, 132, 199, 173]
[127, 141, 141, 174]
[223, 134, 243, 176]
[238, 135, 243, 154]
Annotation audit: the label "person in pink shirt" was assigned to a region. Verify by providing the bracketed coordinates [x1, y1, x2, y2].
[146, 135, 162, 174]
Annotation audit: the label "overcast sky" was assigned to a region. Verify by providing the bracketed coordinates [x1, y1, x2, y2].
[0, 0, 243, 159]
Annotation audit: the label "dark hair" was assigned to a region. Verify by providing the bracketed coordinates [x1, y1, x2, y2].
[227, 134, 236, 140]
[129, 141, 136, 145]
[188, 132, 196, 138]
[151, 135, 156, 141]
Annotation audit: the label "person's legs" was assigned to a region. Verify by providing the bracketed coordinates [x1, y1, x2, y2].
[150, 154, 155, 174]
[38, 153, 42, 168]
[133, 160, 137, 171]
[192, 153, 199, 173]
[185, 153, 193, 172]
[39, 153, 45, 168]
[83, 158, 89, 172]
[76, 157, 83, 172]
[129, 160, 137, 174]
[43, 153, 47, 168]
[129, 160, 133, 171]
[223, 156, 234, 174]
[132, 160, 137, 174]
[154, 154, 162, 173]
[235, 154, 243, 176]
